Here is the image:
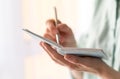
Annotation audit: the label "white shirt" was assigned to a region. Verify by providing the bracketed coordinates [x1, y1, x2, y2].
[76, 0, 120, 79]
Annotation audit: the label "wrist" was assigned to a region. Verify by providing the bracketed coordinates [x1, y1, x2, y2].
[71, 70, 83, 79]
[98, 63, 119, 79]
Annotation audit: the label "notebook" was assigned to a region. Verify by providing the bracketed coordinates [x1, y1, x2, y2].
[22, 29, 108, 59]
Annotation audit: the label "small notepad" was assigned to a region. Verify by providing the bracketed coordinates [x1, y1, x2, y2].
[23, 29, 108, 59]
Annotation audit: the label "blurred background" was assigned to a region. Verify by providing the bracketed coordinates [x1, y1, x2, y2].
[0, 0, 94, 79]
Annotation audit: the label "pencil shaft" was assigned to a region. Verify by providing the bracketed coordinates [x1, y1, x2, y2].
[54, 7, 60, 44]
[54, 7, 58, 26]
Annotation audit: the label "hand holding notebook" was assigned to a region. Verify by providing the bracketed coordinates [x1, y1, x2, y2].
[22, 29, 108, 59]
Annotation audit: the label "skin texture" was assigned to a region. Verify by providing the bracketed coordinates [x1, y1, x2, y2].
[40, 19, 120, 79]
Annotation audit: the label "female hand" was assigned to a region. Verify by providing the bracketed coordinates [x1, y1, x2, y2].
[40, 19, 120, 79]
[64, 54, 120, 79]
[40, 19, 77, 66]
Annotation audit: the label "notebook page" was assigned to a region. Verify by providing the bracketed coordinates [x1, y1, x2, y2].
[22, 29, 62, 49]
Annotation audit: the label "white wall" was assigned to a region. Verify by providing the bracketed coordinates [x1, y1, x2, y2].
[0, 0, 31, 79]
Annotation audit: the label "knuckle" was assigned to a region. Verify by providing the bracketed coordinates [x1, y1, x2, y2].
[57, 20, 61, 24]
[62, 24, 67, 26]
[59, 24, 67, 28]
[52, 54, 60, 60]
[51, 56, 60, 63]
[62, 24, 70, 28]
[46, 19, 55, 24]
[46, 28, 50, 32]
[43, 33, 48, 38]
[46, 19, 61, 25]
[73, 58, 80, 63]
[51, 57, 58, 63]
[58, 24, 71, 31]
[68, 65, 77, 70]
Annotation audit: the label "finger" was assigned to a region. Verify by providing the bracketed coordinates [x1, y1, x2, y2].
[44, 33, 61, 43]
[46, 19, 61, 35]
[45, 28, 58, 41]
[43, 33, 63, 48]
[44, 27, 63, 44]
[43, 33, 56, 42]
[40, 42, 79, 68]
[64, 55, 90, 71]
[64, 54, 102, 67]
[46, 19, 61, 25]
[40, 42, 66, 65]
[40, 42, 63, 66]
[46, 22, 57, 35]
[64, 55, 86, 66]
